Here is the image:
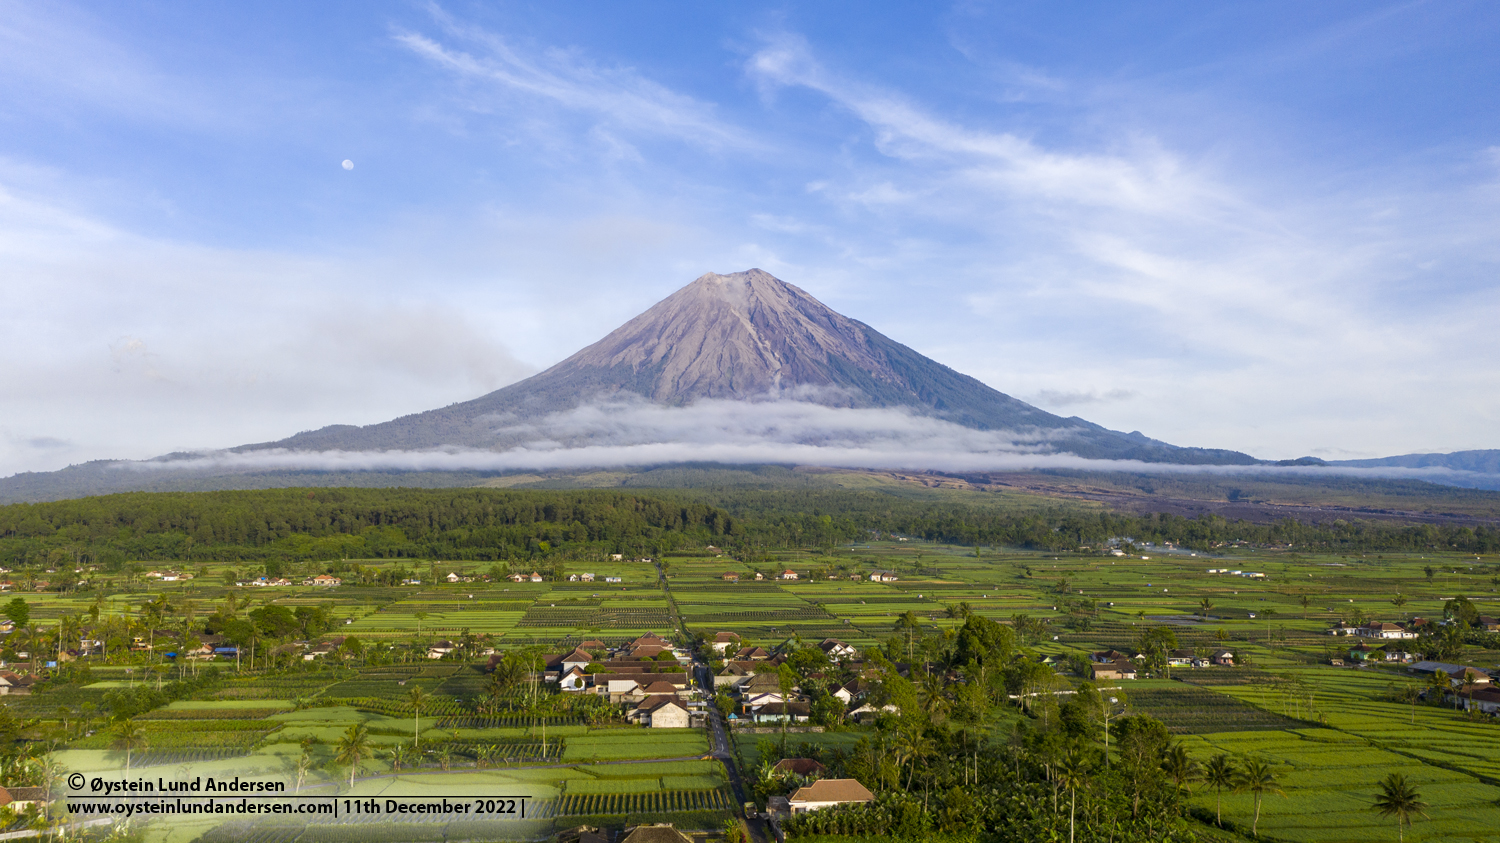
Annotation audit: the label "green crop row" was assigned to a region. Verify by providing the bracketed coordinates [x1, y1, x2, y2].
[554, 789, 732, 816]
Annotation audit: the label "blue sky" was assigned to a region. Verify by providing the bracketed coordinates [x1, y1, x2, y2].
[2, 1, 1498, 475]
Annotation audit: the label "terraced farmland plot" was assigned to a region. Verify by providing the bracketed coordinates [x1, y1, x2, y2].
[1180, 729, 1500, 843]
[550, 788, 734, 816]
[518, 604, 672, 629]
[562, 729, 707, 761]
[1124, 684, 1302, 734]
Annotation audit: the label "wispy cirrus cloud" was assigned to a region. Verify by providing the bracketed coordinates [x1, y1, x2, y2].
[396, 10, 757, 152]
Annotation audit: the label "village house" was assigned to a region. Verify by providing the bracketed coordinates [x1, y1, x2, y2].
[1212, 650, 1235, 666]
[714, 662, 757, 689]
[817, 638, 858, 661]
[710, 632, 741, 654]
[787, 779, 875, 814]
[1354, 621, 1419, 640]
[0, 786, 46, 813]
[605, 576, 622, 584]
[0, 672, 37, 696]
[1455, 685, 1500, 714]
[751, 701, 811, 723]
[1090, 660, 1137, 681]
[832, 678, 870, 705]
[1410, 661, 1492, 685]
[868, 571, 899, 582]
[780, 569, 799, 580]
[558, 667, 589, 692]
[427, 640, 458, 659]
[721, 572, 739, 582]
[632, 694, 690, 728]
[530, 572, 544, 583]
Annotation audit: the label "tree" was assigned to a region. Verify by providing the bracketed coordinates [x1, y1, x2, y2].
[1371, 772, 1428, 842]
[1162, 743, 1201, 794]
[1392, 593, 1408, 610]
[1426, 669, 1450, 707]
[1424, 565, 1435, 583]
[335, 723, 372, 788]
[1055, 747, 1090, 843]
[407, 687, 429, 747]
[1199, 598, 1214, 617]
[294, 739, 315, 791]
[2, 598, 29, 630]
[1236, 757, 1285, 837]
[1202, 753, 1237, 827]
[110, 720, 147, 770]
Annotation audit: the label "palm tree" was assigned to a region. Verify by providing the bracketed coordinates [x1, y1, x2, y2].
[1055, 747, 1090, 843]
[1300, 594, 1311, 619]
[110, 720, 147, 771]
[1372, 772, 1428, 842]
[1202, 753, 1237, 827]
[335, 723, 372, 788]
[1236, 757, 1285, 837]
[1162, 743, 1202, 795]
[1199, 598, 1214, 618]
[407, 687, 428, 747]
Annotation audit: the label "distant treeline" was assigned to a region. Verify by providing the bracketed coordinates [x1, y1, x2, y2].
[687, 489, 1500, 554]
[0, 488, 740, 567]
[0, 486, 1496, 570]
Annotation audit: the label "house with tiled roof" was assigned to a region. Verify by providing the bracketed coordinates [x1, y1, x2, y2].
[1090, 660, 1137, 681]
[631, 694, 690, 728]
[788, 779, 874, 814]
[711, 632, 741, 654]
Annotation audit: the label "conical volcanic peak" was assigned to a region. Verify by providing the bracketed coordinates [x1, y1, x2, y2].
[240, 268, 1256, 466]
[554, 269, 896, 402]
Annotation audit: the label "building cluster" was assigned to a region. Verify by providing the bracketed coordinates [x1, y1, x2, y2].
[1087, 647, 1235, 681]
[528, 633, 700, 728]
[1327, 619, 1423, 640]
[713, 635, 891, 725]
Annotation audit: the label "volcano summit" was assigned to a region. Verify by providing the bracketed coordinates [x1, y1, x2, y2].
[242, 269, 1252, 465]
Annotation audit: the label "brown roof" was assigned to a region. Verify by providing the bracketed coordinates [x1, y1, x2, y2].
[772, 758, 827, 777]
[620, 825, 693, 843]
[0, 787, 46, 805]
[642, 681, 677, 694]
[625, 645, 672, 658]
[789, 779, 874, 805]
[636, 694, 686, 713]
[714, 632, 741, 643]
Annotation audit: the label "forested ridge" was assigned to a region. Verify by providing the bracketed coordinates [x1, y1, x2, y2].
[0, 488, 739, 566]
[0, 487, 1496, 569]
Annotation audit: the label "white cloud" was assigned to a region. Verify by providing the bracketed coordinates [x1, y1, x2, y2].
[395, 13, 757, 152]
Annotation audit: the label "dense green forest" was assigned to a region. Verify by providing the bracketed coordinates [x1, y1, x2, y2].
[0, 487, 1496, 570]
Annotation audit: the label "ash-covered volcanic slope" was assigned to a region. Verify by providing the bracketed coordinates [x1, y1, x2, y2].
[242, 269, 1252, 465]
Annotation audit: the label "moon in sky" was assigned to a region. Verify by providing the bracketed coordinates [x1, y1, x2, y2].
[341, 159, 354, 170]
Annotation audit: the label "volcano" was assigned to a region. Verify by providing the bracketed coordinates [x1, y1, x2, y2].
[240, 269, 1253, 465]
